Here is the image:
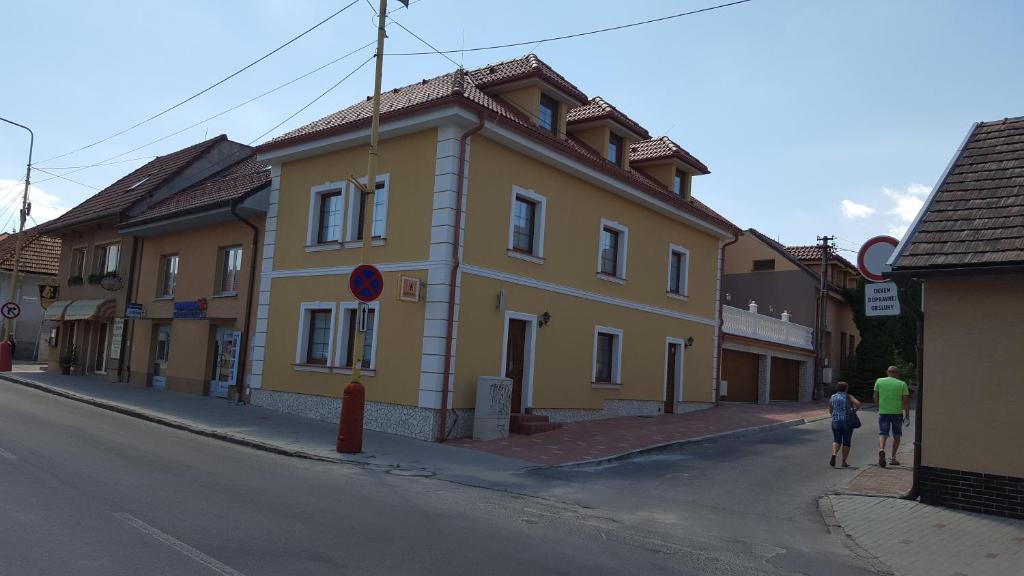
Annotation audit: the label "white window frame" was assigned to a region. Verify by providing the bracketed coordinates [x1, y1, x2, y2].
[158, 254, 179, 298]
[498, 310, 538, 410]
[592, 325, 623, 387]
[667, 244, 690, 299]
[295, 301, 337, 369]
[94, 241, 121, 275]
[335, 300, 381, 373]
[70, 245, 88, 278]
[506, 186, 547, 263]
[306, 181, 345, 249]
[664, 337, 687, 405]
[217, 246, 243, 296]
[345, 174, 390, 243]
[596, 218, 629, 281]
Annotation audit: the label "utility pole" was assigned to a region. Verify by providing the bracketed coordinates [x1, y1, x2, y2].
[815, 235, 835, 400]
[0, 117, 34, 342]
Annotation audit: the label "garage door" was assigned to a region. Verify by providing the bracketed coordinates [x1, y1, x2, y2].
[769, 357, 801, 402]
[721, 349, 759, 402]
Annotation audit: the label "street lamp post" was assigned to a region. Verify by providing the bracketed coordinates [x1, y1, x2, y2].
[0, 116, 34, 342]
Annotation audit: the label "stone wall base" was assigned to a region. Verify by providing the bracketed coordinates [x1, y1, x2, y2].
[919, 465, 1024, 519]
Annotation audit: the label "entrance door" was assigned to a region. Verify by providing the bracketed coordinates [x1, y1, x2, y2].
[152, 325, 171, 390]
[769, 357, 801, 401]
[665, 343, 680, 413]
[504, 319, 528, 414]
[94, 322, 110, 373]
[209, 328, 241, 398]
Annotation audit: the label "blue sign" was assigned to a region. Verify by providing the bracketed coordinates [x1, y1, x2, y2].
[349, 264, 384, 303]
[126, 303, 144, 319]
[173, 299, 208, 319]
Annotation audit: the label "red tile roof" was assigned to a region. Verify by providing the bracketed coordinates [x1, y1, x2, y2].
[121, 156, 270, 226]
[893, 116, 1024, 271]
[40, 135, 228, 231]
[0, 227, 60, 276]
[786, 245, 857, 271]
[567, 96, 650, 139]
[629, 136, 710, 175]
[258, 55, 735, 235]
[467, 54, 588, 104]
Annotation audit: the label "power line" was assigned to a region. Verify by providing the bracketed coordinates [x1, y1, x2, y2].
[36, 0, 363, 165]
[32, 168, 99, 191]
[35, 156, 156, 171]
[386, 0, 755, 56]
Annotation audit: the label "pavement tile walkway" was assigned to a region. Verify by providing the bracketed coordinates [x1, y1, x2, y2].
[838, 446, 915, 498]
[449, 402, 829, 465]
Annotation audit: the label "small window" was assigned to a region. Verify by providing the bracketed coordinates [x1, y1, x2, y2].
[339, 303, 378, 370]
[305, 309, 333, 365]
[668, 246, 689, 296]
[70, 247, 87, 278]
[673, 170, 688, 197]
[539, 94, 559, 134]
[593, 326, 623, 385]
[598, 220, 629, 279]
[159, 254, 179, 297]
[347, 181, 388, 242]
[608, 133, 623, 166]
[752, 259, 776, 271]
[512, 197, 536, 253]
[317, 190, 343, 243]
[95, 243, 120, 275]
[219, 246, 243, 295]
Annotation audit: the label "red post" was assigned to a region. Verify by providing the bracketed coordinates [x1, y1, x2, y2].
[0, 341, 11, 372]
[337, 380, 365, 453]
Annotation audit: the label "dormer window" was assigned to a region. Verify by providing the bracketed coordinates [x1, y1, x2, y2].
[673, 169, 688, 197]
[539, 94, 559, 134]
[608, 133, 623, 166]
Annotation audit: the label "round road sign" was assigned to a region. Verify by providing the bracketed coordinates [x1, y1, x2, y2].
[349, 264, 384, 302]
[857, 235, 899, 282]
[1, 301, 21, 320]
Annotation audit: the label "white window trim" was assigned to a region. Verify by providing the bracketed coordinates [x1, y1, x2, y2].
[592, 325, 623, 386]
[507, 186, 547, 259]
[159, 254, 179, 298]
[94, 241, 121, 275]
[499, 311, 538, 410]
[345, 174, 390, 242]
[335, 300, 381, 371]
[306, 181, 345, 247]
[664, 337, 687, 405]
[217, 246, 244, 296]
[597, 218, 628, 279]
[295, 301, 337, 366]
[667, 243, 690, 298]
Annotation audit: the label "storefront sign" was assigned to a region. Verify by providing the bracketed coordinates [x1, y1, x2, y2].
[39, 284, 59, 309]
[173, 299, 208, 319]
[126, 302, 144, 319]
[866, 281, 901, 317]
[110, 318, 125, 360]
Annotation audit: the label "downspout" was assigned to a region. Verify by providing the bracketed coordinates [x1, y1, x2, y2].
[117, 236, 141, 382]
[903, 280, 924, 500]
[231, 200, 261, 406]
[437, 112, 485, 442]
[714, 233, 740, 406]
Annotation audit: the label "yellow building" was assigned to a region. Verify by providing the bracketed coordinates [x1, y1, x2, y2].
[252, 55, 739, 440]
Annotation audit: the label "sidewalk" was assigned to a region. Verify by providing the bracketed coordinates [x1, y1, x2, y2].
[826, 495, 1024, 576]
[837, 445, 915, 498]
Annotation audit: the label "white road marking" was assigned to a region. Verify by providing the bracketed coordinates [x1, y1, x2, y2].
[113, 512, 247, 576]
[0, 447, 17, 459]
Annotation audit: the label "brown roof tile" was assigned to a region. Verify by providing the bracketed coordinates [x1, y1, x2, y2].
[629, 136, 710, 175]
[786, 245, 857, 271]
[467, 54, 588, 104]
[893, 116, 1024, 270]
[566, 96, 650, 139]
[0, 227, 60, 276]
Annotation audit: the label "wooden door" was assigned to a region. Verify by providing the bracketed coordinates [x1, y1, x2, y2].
[665, 343, 679, 413]
[505, 319, 527, 414]
[721, 349, 759, 402]
[769, 357, 801, 401]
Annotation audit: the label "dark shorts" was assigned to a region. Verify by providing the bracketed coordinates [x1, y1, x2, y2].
[878, 414, 903, 437]
[832, 422, 853, 447]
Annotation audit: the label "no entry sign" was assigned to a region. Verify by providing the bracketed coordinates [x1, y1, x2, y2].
[1, 301, 21, 319]
[857, 235, 899, 282]
[349, 264, 384, 302]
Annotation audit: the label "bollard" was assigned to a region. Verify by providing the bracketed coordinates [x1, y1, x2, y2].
[0, 341, 11, 372]
[336, 380, 365, 453]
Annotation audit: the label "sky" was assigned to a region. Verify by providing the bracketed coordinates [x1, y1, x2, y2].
[2, 0, 1022, 259]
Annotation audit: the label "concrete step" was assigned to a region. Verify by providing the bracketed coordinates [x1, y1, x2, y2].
[515, 421, 563, 436]
[510, 414, 549, 425]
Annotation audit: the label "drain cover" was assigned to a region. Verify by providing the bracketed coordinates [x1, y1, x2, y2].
[387, 468, 435, 478]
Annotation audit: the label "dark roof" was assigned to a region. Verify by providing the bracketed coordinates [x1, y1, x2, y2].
[743, 228, 850, 293]
[786, 245, 857, 271]
[468, 54, 588, 104]
[629, 136, 710, 175]
[567, 96, 650, 139]
[0, 227, 60, 276]
[893, 116, 1024, 271]
[40, 135, 228, 232]
[121, 156, 270, 227]
[258, 55, 734, 235]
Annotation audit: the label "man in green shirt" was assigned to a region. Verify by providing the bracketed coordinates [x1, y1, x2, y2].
[874, 366, 910, 468]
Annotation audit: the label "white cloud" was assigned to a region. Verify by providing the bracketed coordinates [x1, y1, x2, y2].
[0, 180, 69, 231]
[840, 199, 876, 219]
[883, 182, 931, 223]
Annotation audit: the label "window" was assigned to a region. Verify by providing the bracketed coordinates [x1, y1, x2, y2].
[70, 247, 87, 278]
[597, 219, 628, 279]
[317, 190, 343, 243]
[539, 94, 559, 134]
[295, 303, 336, 367]
[219, 246, 243, 295]
[507, 186, 546, 260]
[673, 170, 688, 197]
[752, 258, 776, 271]
[668, 245, 689, 296]
[347, 180, 388, 242]
[338, 302, 379, 370]
[592, 326, 623, 385]
[94, 242, 120, 275]
[608, 133, 623, 166]
[159, 255, 179, 297]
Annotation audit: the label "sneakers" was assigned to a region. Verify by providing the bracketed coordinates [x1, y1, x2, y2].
[889, 457, 901, 466]
[878, 450, 887, 468]
[830, 454, 836, 467]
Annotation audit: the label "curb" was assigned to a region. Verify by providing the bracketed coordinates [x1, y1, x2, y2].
[547, 413, 828, 469]
[0, 372, 389, 469]
[819, 495, 896, 575]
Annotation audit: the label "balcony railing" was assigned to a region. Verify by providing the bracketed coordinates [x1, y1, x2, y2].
[722, 305, 814, 350]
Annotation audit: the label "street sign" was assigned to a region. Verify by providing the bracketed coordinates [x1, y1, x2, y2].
[38, 284, 59, 309]
[866, 281, 901, 316]
[857, 235, 899, 282]
[350, 264, 384, 302]
[1, 301, 21, 319]
[126, 302, 144, 319]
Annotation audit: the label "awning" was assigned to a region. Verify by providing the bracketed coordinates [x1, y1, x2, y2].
[44, 299, 114, 321]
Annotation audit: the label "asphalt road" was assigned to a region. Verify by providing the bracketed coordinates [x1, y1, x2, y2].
[0, 380, 885, 575]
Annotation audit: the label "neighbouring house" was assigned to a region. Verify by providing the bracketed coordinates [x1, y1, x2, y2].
[719, 229, 860, 403]
[0, 228, 61, 360]
[39, 135, 255, 380]
[889, 115, 1024, 519]
[252, 54, 740, 441]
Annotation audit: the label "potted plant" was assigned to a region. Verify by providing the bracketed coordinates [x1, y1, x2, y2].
[59, 346, 79, 375]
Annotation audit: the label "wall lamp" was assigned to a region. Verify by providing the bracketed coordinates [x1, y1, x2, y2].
[539, 311, 552, 327]
[684, 336, 695, 348]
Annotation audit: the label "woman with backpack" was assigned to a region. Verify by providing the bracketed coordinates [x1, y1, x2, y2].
[828, 381, 862, 468]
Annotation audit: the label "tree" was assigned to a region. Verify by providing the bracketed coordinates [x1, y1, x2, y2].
[844, 280, 920, 398]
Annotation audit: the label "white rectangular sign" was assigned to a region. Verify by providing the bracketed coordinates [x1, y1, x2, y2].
[109, 318, 125, 360]
[866, 281, 901, 316]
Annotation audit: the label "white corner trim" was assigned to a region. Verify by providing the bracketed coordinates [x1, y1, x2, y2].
[598, 218, 628, 279]
[593, 325, 623, 385]
[507, 185, 547, 258]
